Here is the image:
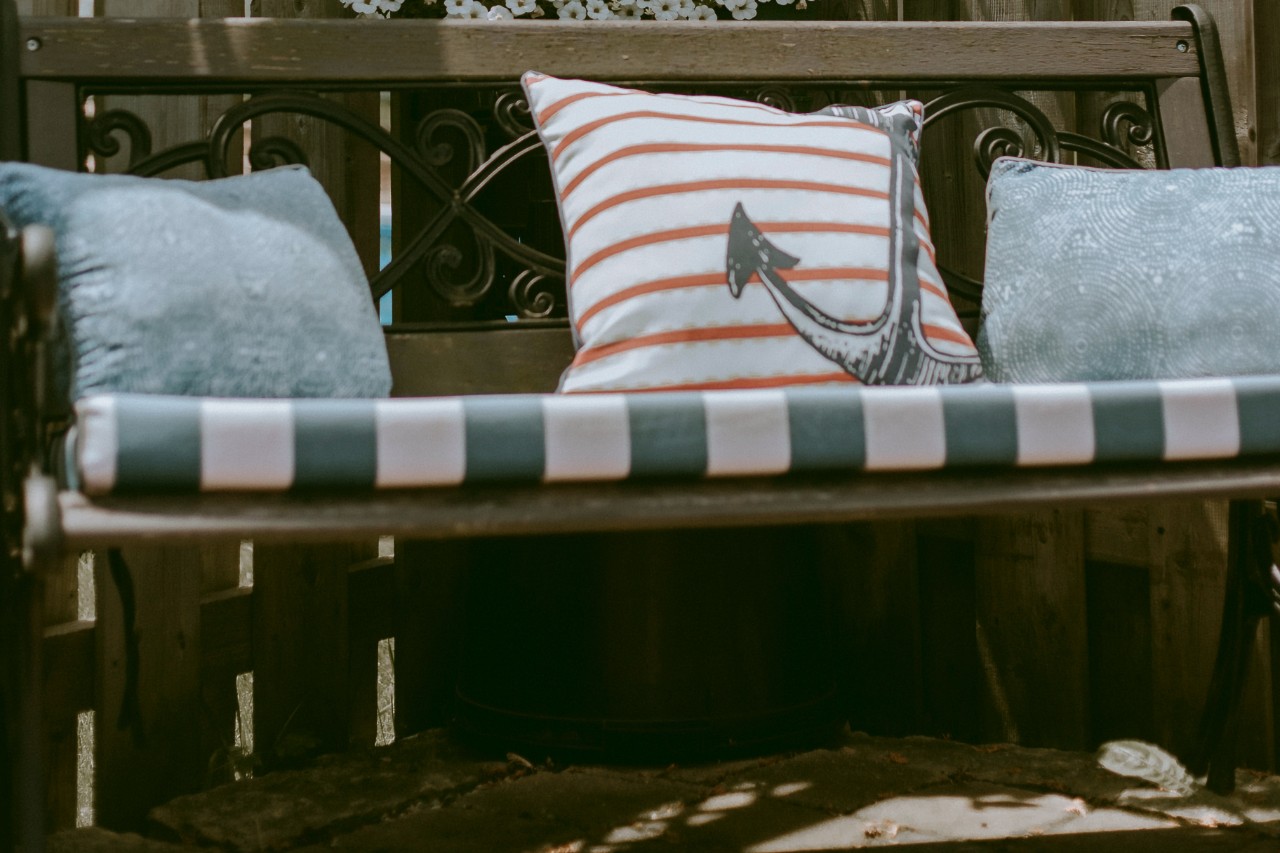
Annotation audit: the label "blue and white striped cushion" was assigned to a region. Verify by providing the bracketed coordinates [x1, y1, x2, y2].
[73, 376, 1280, 495]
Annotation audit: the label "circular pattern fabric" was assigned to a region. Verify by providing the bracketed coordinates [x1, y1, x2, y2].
[978, 157, 1280, 382]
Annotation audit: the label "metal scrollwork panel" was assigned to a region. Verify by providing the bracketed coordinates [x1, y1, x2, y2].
[79, 82, 1162, 323]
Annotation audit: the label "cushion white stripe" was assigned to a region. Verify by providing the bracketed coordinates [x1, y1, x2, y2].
[863, 386, 945, 470]
[704, 389, 791, 476]
[542, 394, 631, 482]
[374, 398, 466, 487]
[200, 400, 294, 490]
[75, 395, 117, 495]
[1011, 384, 1096, 465]
[1159, 378, 1240, 460]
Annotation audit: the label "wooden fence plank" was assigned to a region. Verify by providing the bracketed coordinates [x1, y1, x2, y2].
[42, 552, 83, 831]
[347, 556, 393, 746]
[251, 0, 381, 279]
[393, 541, 471, 737]
[974, 510, 1089, 749]
[93, 547, 204, 829]
[819, 521, 922, 736]
[197, 543, 243, 787]
[1258, 0, 1280, 166]
[252, 541, 377, 768]
[1086, 561, 1156, 744]
[916, 529, 982, 742]
[96, 2, 245, 181]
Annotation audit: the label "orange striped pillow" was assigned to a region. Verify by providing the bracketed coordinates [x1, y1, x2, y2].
[523, 73, 982, 392]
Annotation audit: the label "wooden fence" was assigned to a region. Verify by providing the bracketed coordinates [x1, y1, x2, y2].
[17, 0, 1280, 836]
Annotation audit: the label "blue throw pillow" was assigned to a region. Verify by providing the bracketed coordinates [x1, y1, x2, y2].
[978, 157, 1280, 382]
[0, 163, 392, 399]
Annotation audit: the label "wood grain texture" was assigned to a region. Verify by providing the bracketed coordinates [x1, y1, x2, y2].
[93, 547, 204, 830]
[974, 510, 1088, 749]
[252, 0, 381, 277]
[387, 327, 573, 396]
[18, 19, 1201, 83]
[95, 1, 245, 181]
[1257, 0, 1280, 166]
[251, 541, 377, 769]
[14, 1, 77, 16]
[54, 457, 1280, 550]
[392, 541, 470, 735]
[195, 543, 242, 788]
[819, 522, 922, 736]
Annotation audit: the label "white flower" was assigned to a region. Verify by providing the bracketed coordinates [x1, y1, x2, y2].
[688, 4, 716, 18]
[586, 0, 614, 16]
[716, 0, 746, 9]
[612, 3, 642, 16]
[487, 3, 513, 16]
[650, 0, 680, 18]
[465, 0, 489, 15]
[443, 0, 470, 14]
[558, 0, 588, 18]
[731, 0, 756, 17]
[675, 0, 695, 13]
[507, 0, 537, 13]
[345, 0, 403, 14]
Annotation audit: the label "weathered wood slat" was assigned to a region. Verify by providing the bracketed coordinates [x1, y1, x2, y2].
[251, 541, 377, 768]
[18, 19, 1202, 84]
[55, 459, 1280, 548]
[93, 546, 205, 829]
[974, 510, 1089, 749]
[819, 521, 922, 736]
[392, 541, 470, 736]
[386, 327, 572, 396]
[41, 553, 81, 831]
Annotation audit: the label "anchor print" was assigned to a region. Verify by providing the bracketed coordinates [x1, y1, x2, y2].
[725, 203, 982, 385]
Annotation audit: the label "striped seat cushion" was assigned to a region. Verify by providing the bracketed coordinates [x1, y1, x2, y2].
[522, 73, 982, 392]
[74, 377, 1280, 494]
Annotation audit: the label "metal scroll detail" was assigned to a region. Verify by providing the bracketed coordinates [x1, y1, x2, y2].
[80, 85, 1160, 321]
[920, 88, 1157, 303]
[83, 90, 567, 320]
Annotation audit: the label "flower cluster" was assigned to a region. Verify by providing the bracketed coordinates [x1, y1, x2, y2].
[342, 0, 809, 21]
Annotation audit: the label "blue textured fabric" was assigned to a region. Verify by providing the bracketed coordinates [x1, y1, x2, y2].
[0, 163, 391, 399]
[979, 158, 1280, 382]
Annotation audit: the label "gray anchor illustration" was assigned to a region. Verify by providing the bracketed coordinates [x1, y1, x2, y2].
[725, 203, 982, 385]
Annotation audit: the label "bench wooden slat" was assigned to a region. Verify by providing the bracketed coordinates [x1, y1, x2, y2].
[55, 458, 1280, 548]
[386, 326, 572, 397]
[19, 19, 1202, 84]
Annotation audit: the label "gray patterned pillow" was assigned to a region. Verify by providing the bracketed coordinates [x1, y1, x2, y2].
[978, 157, 1280, 382]
[0, 163, 392, 399]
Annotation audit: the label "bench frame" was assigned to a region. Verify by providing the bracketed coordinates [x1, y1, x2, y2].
[1, 4, 1270, 850]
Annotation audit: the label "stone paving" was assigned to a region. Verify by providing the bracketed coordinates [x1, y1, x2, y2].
[47, 730, 1280, 852]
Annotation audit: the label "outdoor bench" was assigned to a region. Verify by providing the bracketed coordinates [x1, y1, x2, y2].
[1, 3, 1273, 850]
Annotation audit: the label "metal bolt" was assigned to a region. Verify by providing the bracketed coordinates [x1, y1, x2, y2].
[1176, 40, 1189, 53]
[25, 37, 40, 51]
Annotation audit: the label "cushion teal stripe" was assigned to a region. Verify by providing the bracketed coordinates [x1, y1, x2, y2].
[114, 395, 201, 492]
[1233, 375, 1280, 455]
[626, 393, 707, 476]
[1090, 382, 1165, 461]
[784, 387, 865, 470]
[293, 400, 378, 489]
[464, 397, 545, 482]
[942, 385, 1018, 465]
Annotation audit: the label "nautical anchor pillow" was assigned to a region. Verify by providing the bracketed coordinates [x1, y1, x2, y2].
[522, 72, 982, 393]
[980, 157, 1280, 382]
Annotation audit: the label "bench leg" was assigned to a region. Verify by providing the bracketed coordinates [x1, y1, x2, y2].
[1189, 499, 1277, 794]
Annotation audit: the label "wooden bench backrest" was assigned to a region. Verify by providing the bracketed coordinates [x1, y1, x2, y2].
[5, 7, 1237, 396]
